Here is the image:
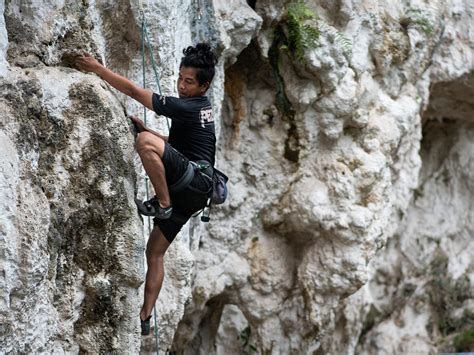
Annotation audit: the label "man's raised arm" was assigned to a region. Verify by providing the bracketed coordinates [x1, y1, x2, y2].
[76, 53, 154, 111]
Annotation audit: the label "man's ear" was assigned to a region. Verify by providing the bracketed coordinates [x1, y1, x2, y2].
[201, 82, 210, 93]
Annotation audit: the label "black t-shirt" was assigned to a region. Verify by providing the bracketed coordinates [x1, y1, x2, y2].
[152, 93, 216, 166]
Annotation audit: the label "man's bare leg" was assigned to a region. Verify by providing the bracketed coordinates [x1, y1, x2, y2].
[140, 226, 171, 320]
[135, 131, 171, 208]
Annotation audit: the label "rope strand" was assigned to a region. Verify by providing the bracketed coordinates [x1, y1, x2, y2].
[140, 4, 162, 354]
[140, 11, 170, 131]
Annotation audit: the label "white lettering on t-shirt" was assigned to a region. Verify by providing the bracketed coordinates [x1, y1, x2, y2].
[200, 107, 213, 128]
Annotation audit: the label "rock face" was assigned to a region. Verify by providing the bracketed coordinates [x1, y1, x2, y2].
[0, 2, 144, 352]
[1, 0, 473, 354]
[0, 0, 8, 76]
[0, 66, 143, 352]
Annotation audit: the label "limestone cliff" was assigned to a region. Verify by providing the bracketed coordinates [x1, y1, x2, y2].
[0, 0, 473, 353]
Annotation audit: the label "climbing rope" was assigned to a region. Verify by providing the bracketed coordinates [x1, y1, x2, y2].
[139, 2, 170, 130]
[138, 1, 167, 353]
[194, 0, 203, 20]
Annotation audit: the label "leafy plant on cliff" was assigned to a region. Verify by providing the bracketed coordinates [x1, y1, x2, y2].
[276, 1, 353, 61]
[267, 37, 300, 162]
[318, 21, 353, 56]
[453, 329, 474, 352]
[277, 0, 320, 63]
[426, 250, 473, 336]
[239, 326, 257, 353]
[269, 12, 301, 162]
[400, 8, 435, 35]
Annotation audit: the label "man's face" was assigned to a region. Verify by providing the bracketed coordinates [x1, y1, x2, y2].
[177, 66, 209, 98]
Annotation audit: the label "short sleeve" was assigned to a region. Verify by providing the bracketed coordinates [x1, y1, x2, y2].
[152, 93, 187, 119]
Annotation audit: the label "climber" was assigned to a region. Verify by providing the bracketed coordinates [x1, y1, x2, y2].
[76, 43, 218, 335]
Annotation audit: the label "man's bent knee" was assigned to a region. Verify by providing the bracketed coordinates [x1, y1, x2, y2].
[145, 243, 167, 261]
[146, 250, 165, 263]
[145, 226, 171, 261]
[136, 131, 165, 157]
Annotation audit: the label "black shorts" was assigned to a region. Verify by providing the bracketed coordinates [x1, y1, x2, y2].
[154, 143, 211, 243]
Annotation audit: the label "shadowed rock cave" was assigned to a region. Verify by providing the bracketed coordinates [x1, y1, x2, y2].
[222, 39, 301, 164]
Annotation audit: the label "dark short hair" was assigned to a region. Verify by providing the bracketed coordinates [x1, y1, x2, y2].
[180, 43, 218, 86]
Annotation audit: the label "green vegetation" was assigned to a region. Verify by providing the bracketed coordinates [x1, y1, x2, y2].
[400, 8, 435, 35]
[427, 249, 472, 336]
[269, 20, 300, 163]
[453, 328, 474, 352]
[277, 0, 320, 63]
[275, 1, 353, 61]
[318, 21, 353, 56]
[239, 326, 257, 353]
[268, 0, 354, 162]
[333, 30, 353, 56]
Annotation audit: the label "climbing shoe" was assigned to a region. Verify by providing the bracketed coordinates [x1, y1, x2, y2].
[135, 197, 173, 219]
[141, 315, 152, 336]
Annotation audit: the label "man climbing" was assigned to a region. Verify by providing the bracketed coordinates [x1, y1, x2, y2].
[76, 43, 218, 335]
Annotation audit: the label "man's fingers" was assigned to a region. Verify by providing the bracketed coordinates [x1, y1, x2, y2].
[75, 56, 87, 65]
[74, 54, 97, 72]
[129, 116, 146, 133]
[75, 53, 93, 64]
[130, 115, 143, 123]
